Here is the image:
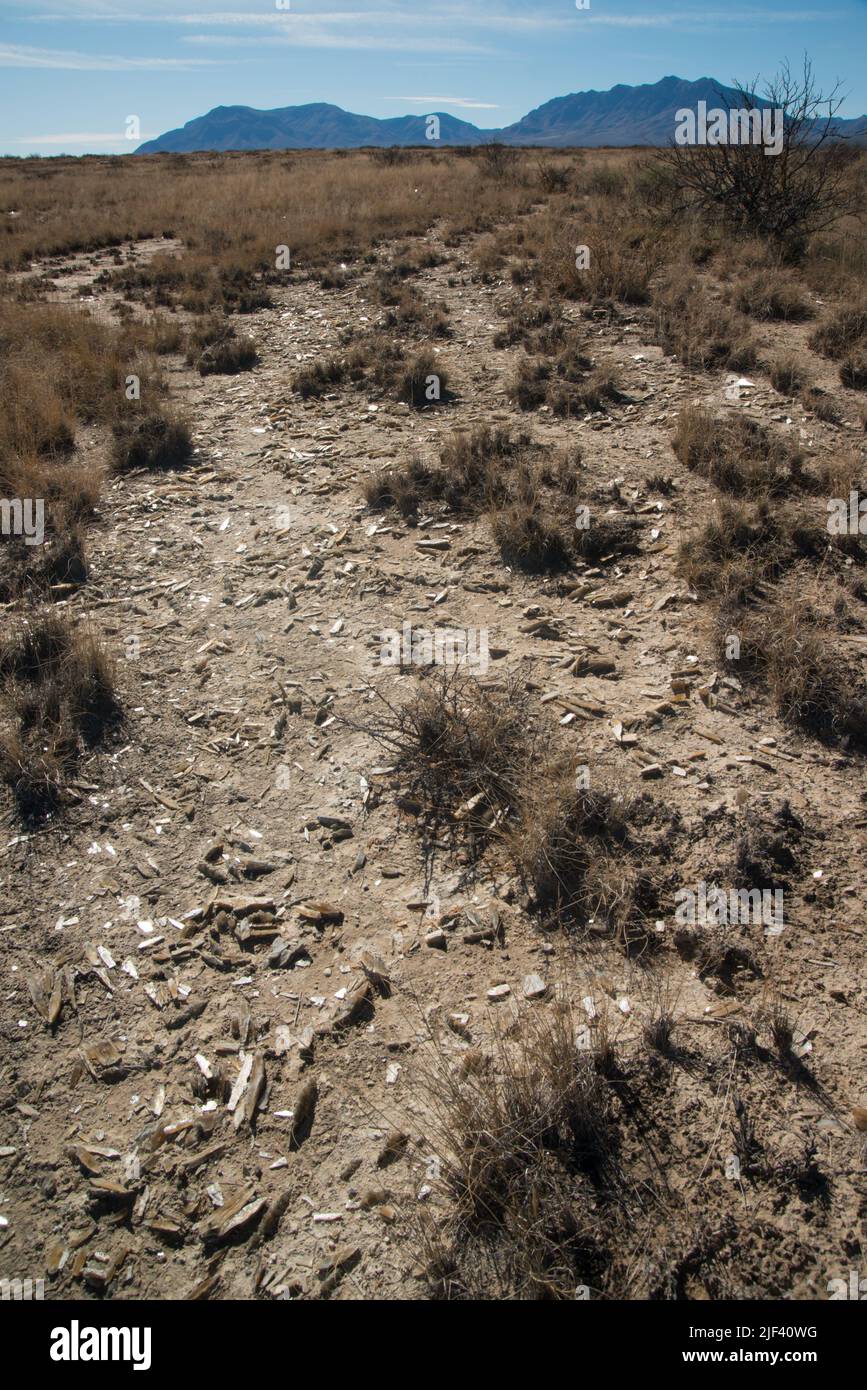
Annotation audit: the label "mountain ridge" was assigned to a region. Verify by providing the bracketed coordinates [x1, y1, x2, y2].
[136, 75, 867, 153]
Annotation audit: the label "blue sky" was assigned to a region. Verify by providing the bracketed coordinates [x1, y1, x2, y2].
[2, 0, 866, 155]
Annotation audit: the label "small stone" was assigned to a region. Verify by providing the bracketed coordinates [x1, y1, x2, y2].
[487, 984, 511, 1001]
[522, 974, 548, 1000]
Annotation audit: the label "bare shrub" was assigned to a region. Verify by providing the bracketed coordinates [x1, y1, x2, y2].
[478, 143, 520, 181]
[536, 160, 572, 194]
[654, 59, 862, 254]
[350, 669, 535, 832]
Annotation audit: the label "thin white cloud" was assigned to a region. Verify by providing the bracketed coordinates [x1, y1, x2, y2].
[575, 7, 832, 26]
[14, 131, 158, 144]
[384, 96, 500, 109]
[0, 43, 217, 69]
[12, 0, 841, 22]
[184, 31, 493, 54]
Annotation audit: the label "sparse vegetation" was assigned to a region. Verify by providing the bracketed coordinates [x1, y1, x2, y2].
[1, 122, 865, 1306]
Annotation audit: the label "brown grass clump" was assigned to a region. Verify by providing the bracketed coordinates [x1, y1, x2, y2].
[418, 1003, 618, 1299]
[397, 352, 450, 409]
[363, 427, 592, 574]
[672, 407, 803, 497]
[510, 343, 619, 418]
[677, 500, 787, 601]
[364, 427, 607, 574]
[717, 598, 867, 744]
[524, 205, 655, 305]
[0, 299, 162, 458]
[509, 776, 658, 947]
[0, 447, 101, 599]
[134, 313, 185, 356]
[186, 318, 258, 375]
[292, 354, 350, 399]
[0, 611, 121, 822]
[364, 426, 532, 520]
[493, 295, 567, 353]
[808, 306, 867, 360]
[800, 386, 841, 423]
[292, 335, 446, 406]
[768, 357, 808, 396]
[110, 409, 194, 472]
[839, 353, 867, 391]
[654, 273, 756, 373]
[363, 456, 441, 520]
[491, 505, 572, 572]
[368, 262, 451, 339]
[730, 271, 813, 322]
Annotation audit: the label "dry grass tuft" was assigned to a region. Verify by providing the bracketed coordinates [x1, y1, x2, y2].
[491, 505, 572, 572]
[0, 611, 121, 822]
[110, 409, 193, 472]
[654, 273, 756, 373]
[509, 343, 620, 418]
[809, 306, 867, 360]
[768, 357, 808, 396]
[363, 427, 593, 573]
[717, 597, 867, 744]
[508, 775, 659, 947]
[672, 407, 803, 497]
[187, 318, 258, 375]
[397, 351, 450, 409]
[364, 425, 533, 520]
[418, 1003, 618, 1299]
[677, 500, 787, 600]
[839, 353, 867, 390]
[730, 271, 813, 322]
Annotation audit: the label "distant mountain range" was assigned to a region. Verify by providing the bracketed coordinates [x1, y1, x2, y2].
[136, 75, 867, 153]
